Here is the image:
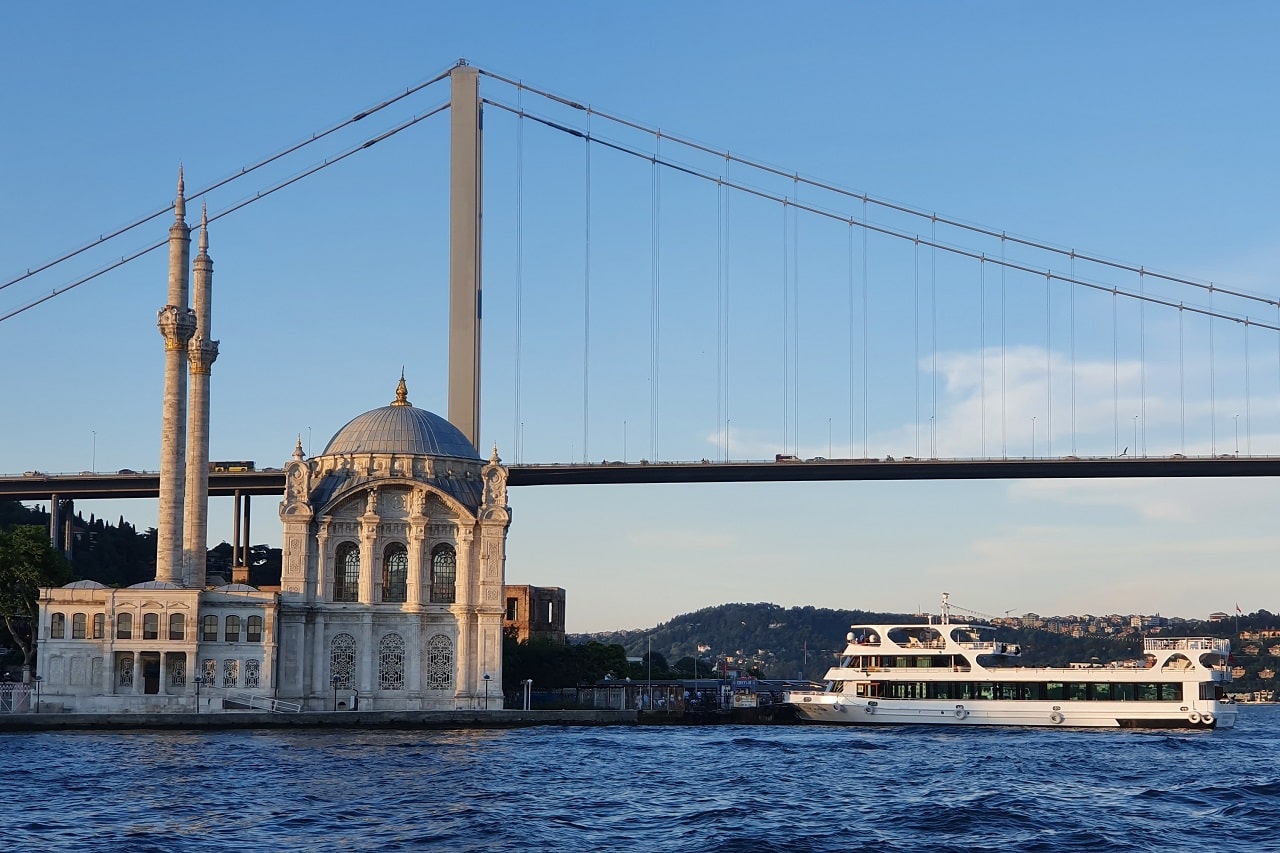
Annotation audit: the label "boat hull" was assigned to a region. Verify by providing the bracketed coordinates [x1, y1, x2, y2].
[785, 693, 1237, 729]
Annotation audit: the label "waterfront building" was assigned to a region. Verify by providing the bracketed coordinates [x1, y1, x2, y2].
[503, 585, 566, 644]
[35, 175, 510, 712]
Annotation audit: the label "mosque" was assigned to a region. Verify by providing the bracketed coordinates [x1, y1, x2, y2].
[35, 174, 511, 712]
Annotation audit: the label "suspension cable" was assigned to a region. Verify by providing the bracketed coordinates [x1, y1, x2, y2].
[478, 70, 1278, 311]
[1, 103, 449, 324]
[3, 68, 453, 296]
[484, 99, 1279, 332]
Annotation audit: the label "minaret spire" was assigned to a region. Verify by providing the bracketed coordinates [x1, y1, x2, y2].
[183, 200, 219, 588]
[155, 166, 196, 585]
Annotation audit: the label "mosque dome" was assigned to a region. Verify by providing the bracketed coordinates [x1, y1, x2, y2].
[321, 375, 479, 460]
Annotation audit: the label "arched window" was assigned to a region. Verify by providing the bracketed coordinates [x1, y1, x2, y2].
[169, 613, 185, 640]
[116, 613, 132, 640]
[245, 659, 261, 689]
[382, 544, 408, 603]
[246, 615, 263, 643]
[143, 613, 159, 640]
[225, 616, 241, 643]
[334, 542, 360, 602]
[330, 633, 356, 688]
[71, 613, 86, 639]
[426, 634, 453, 690]
[379, 633, 405, 690]
[92, 613, 105, 639]
[50, 612, 66, 639]
[201, 615, 218, 642]
[430, 544, 457, 604]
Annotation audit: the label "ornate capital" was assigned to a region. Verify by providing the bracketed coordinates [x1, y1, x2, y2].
[188, 336, 220, 374]
[157, 305, 196, 351]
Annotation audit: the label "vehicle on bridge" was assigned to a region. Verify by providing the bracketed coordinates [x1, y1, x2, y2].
[209, 460, 256, 472]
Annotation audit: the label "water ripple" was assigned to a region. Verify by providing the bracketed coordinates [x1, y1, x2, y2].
[5, 707, 1278, 851]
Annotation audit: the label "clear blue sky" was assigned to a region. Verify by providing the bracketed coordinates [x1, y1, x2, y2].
[3, 3, 1279, 631]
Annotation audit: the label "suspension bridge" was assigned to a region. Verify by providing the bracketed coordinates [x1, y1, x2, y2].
[4, 60, 1280, 506]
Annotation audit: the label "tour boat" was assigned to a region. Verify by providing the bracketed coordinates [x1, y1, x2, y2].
[783, 595, 1237, 729]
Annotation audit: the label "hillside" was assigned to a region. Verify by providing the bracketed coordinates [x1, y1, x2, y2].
[572, 601, 1273, 691]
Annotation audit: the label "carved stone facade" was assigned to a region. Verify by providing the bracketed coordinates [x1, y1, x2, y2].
[275, 379, 511, 710]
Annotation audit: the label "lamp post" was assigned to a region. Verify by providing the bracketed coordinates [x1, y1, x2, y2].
[91, 430, 96, 473]
[523, 678, 533, 710]
[483, 672, 491, 710]
[1234, 414, 1240, 456]
[331, 674, 340, 711]
[33, 675, 42, 713]
[647, 636, 652, 713]
[1133, 415, 1139, 457]
[1031, 416, 1036, 459]
[193, 675, 203, 712]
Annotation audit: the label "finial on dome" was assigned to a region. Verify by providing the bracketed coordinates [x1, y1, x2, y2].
[198, 203, 209, 252]
[293, 435, 305, 460]
[175, 165, 186, 222]
[490, 443, 501, 464]
[391, 369, 411, 407]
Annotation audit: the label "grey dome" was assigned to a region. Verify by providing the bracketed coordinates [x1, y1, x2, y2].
[323, 405, 479, 459]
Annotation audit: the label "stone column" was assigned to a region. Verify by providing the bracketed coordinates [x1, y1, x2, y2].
[359, 613, 373, 698]
[406, 517, 426, 607]
[451, 528, 475, 699]
[310, 612, 326, 703]
[315, 524, 331, 603]
[131, 654, 142, 696]
[358, 491, 379, 605]
[158, 653, 168, 696]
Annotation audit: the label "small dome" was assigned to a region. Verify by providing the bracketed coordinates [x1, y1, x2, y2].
[322, 377, 478, 459]
[62, 579, 106, 589]
[127, 580, 183, 590]
[214, 583, 260, 592]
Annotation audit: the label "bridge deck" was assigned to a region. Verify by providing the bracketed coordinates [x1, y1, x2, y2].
[2, 456, 1277, 500]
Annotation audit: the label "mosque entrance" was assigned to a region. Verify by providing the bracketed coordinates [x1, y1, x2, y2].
[141, 653, 161, 695]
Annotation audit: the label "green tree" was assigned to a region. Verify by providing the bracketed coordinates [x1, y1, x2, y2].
[0, 525, 72, 680]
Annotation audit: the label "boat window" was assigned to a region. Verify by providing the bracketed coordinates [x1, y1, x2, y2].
[1067, 683, 1088, 701]
[1162, 683, 1183, 701]
[1045, 682, 1065, 700]
[1198, 684, 1216, 701]
[1113, 683, 1136, 701]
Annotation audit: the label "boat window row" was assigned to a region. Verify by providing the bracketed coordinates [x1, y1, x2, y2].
[850, 681, 1186, 702]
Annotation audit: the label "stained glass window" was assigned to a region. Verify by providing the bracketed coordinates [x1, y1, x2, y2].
[334, 543, 360, 602]
[170, 653, 186, 687]
[245, 658, 261, 689]
[382, 544, 408, 603]
[430, 545, 456, 604]
[118, 653, 133, 687]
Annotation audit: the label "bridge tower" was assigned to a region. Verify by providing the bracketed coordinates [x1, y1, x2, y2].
[448, 62, 482, 452]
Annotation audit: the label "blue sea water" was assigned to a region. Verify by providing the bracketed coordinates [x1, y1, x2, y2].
[8, 705, 1280, 852]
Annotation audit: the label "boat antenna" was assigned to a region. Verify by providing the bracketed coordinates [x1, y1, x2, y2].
[941, 592, 951, 625]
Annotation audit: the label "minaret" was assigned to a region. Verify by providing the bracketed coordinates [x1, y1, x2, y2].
[155, 168, 196, 585]
[183, 205, 219, 588]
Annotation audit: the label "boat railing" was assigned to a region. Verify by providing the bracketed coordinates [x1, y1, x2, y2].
[1144, 637, 1231, 654]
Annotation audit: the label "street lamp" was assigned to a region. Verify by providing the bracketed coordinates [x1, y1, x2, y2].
[1031, 417, 1036, 459]
[647, 636, 653, 713]
[331, 674, 340, 711]
[1234, 414, 1240, 456]
[483, 673, 491, 710]
[523, 678, 533, 710]
[1133, 415, 1139, 457]
[91, 430, 96, 473]
[33, 675, 42, 713]
[193, 675, 203, 712]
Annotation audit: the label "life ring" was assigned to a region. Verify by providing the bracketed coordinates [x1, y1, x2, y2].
[954, 708, 968, 719]
[864, 705, 875, 715]
[1188, 712, 1201, 724]
[1202, 712, 1215, 726]
[1049, 711, 1064, 725]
